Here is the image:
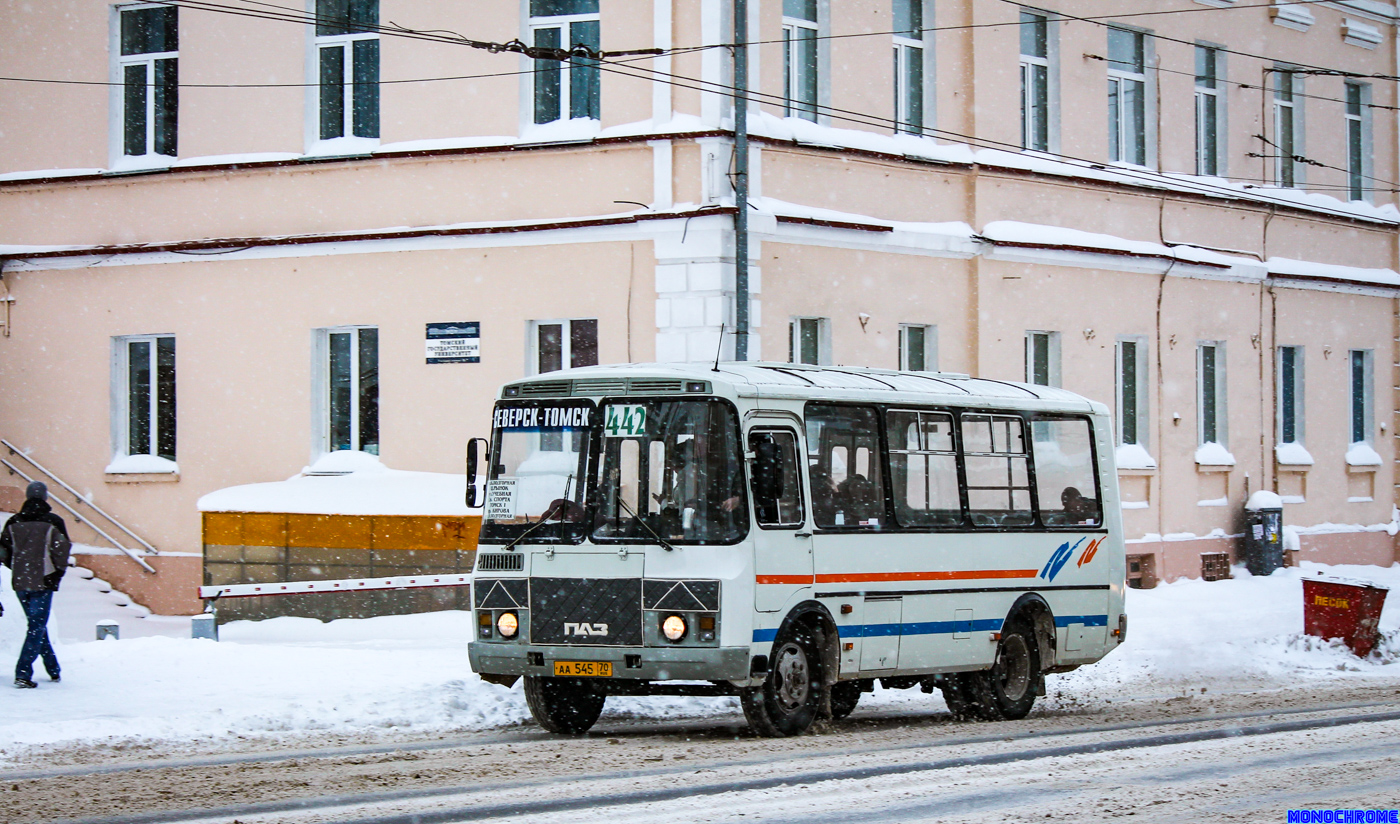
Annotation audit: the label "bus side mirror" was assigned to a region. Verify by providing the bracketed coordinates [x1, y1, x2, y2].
[465, 437, 489, 508]
[753, 439, 784, 501]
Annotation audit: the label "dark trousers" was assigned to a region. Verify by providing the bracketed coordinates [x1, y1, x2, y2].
[15, 590, 59, 682]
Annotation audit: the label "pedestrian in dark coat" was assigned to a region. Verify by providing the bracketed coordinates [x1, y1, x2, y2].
[0, 482, 71, 688]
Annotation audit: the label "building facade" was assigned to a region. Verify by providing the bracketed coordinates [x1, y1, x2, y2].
[1, 0, 1397, 614]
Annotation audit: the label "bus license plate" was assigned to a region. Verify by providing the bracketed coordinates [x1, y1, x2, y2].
[554, 661, 612, 677]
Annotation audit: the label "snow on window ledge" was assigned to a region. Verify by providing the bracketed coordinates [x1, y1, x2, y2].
[1197, 497, 1229, 507]
[1121, 500, 1149, 509]
[1194, 442, 1236, 467]
[519, 118, 602, 145]
[304, 136, 379, 159]
[1274, 441, 1315, 467]
[107, 155, 177, 175]
[105, 454, 179, 475]
[1346, 441, 1383, 468]
[1115, 443, 1157, 471]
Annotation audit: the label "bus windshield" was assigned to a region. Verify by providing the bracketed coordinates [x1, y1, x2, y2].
[481, 400, 594, 543]
[592, 399, 748, 544]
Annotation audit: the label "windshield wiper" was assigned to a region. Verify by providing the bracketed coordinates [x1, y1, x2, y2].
[614, 495, 676, 551]
[500, 474, 575, 553]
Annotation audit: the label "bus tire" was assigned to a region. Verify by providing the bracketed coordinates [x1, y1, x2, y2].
[741, 624, 824, 737]
[830, 680, 862, 720]
[967, 620, 1041, 721]
[523, 676, 606, 735]
[939, 674, 984, 720]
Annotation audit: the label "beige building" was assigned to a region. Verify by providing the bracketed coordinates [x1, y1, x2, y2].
[1, 0, 1398, 614]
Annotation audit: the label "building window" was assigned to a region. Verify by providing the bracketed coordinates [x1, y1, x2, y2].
[899, 323, 936, 371]
[1198, 342, 1226, 446]
[1195, 45, 1222, 176]
[1277, 345, 1304, 445]
[118, 4, 178, 159]
[1107, 27, 1146, 166]
[893, 0, 923, 135]
[531, 318, 598, 374]
[1020, 11, 1050, 152]
[1273, 69, 1300, 187]
[320, 327, 379, 455]
[1351, 349, 1373, 444]
[1346, 82, 1370, 202]
[531, 0, 600, 124]
[783, 0, 819, 121]
[789, 317, 829, 365]
[1116, 337, 1148, 446]
[316, 0, 379, 141]
[114, 335, 176, 465]
[1025, 331, 1060, 387]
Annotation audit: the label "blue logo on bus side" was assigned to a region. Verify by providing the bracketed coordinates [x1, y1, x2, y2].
[1040, 538, 1086, 582]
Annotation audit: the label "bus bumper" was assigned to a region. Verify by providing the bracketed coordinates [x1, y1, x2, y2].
[469, 643, 752, 682]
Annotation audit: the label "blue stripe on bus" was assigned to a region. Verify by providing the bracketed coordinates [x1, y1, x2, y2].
[750, 614, 1109, 644]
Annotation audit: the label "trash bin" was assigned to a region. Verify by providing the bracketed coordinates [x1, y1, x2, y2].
[1243, 491, 1284, 576]
[1302, 575, 1390, 657]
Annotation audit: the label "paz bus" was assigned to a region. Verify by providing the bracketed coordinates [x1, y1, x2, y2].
[466, 362, 1126, 736]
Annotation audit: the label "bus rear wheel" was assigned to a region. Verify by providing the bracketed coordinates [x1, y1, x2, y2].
[742, 624, 824, 737]
[523, 676, 607, 734]
[829, 680, 862, 720]
[966, 621, 1041, 721]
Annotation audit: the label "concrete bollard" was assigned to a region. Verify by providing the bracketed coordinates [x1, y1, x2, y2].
[190, 613, 218, 641]
[96, 620, 119, 640]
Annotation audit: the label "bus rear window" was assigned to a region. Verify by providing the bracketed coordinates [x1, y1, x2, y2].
[1032, 417, 1102, 527]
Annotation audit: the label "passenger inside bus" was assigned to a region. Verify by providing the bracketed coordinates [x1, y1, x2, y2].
[1059, 486, 1101, 526]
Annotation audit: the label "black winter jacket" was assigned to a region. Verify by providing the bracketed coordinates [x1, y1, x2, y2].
[0, 499, 71, 591]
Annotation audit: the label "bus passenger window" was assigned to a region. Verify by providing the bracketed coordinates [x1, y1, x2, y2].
[961, 414, 1033, 527]
[806, 404, 886, 529]
[1032, 418, 1101, 527]
[748, 431, 805, 528]
[887, 410, 961, 527]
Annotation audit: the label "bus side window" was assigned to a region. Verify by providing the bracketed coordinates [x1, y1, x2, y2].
[748, 430, 805, 528]
[806, 404, 886, 529]
[887, 409, 962, 527]
[961, 414, 1033, 527]
[1031, 417, 1102, 527]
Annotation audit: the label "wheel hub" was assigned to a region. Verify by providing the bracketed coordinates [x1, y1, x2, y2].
[772, 641, 810, 711]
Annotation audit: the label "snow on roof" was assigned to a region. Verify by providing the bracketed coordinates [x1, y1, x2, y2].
[197, 452, 475, 516]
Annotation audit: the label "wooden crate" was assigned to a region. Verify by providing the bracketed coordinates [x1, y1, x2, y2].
[1201, 552, 1232, 581]
[1126, 553, 1158, 589]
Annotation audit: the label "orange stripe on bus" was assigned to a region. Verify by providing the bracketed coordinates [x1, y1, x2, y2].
[814, 569, 1039, 584]
[756, 575, 817, 585]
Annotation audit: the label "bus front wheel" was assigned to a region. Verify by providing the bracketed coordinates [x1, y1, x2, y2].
[742, 624, 824, 737]
[523, 676, 607, 734]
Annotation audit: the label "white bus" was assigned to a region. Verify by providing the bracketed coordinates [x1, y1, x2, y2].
[467, 363, 1126, 736]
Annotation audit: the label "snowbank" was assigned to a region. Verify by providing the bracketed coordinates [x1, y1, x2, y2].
[2, 560, 1398, 762]
[197, 452, 476, 516]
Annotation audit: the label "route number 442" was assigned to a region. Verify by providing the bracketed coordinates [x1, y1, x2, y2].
[604, 404, 647, 437]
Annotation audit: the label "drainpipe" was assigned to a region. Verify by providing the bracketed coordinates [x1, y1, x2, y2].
[733, 0, 750, 361]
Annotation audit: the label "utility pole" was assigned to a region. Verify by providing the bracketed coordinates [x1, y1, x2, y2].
[733, 0, 750, 362]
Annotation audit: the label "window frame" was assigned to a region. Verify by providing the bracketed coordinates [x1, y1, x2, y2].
[312, 325, 380, 458]
[1106, 26, 1150, 167]
[1277, 345, 1305, 446]
[1028, 413, 1104, 531]
[1019, 9, 1055, 153]
[898, 323, 938, 372]
[804, 402, 890, 532]
[307, 0, 380, 150]
[1273, 68, 1303, 188]
[782, 0, 822, 122]
[1025, 330, 1062, 387]
[885, 407, 965, 529]
[1194, 44, 1225, 177]
[111, 2, 179, 166]
[1197, 341, 1228, 447]
[748, 427, 808, 530]
[528, 317, 599, 375]
[1345, 81, 1372, 202]
[789, 316, 831, 366]
[1115, 336, 1149, 447]
[528, 0, 601, 126]
[1350, 349, 1374, 445]
[110, 333, 177, 468]
[892, 0, 928, 136]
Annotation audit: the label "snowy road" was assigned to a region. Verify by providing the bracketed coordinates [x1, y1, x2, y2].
[7, 689, 1400, 824]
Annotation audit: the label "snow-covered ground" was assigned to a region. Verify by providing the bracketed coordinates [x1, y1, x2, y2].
[0, 559, 1396, 767]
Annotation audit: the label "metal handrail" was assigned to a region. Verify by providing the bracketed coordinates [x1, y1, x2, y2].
[2, 439, 158, 554]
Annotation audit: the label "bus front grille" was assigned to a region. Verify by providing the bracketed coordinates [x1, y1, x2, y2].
[530, 577, 643, 646]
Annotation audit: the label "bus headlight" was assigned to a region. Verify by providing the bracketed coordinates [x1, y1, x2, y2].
[497, 612, 519, 639]
[662, 614, 687, 642]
